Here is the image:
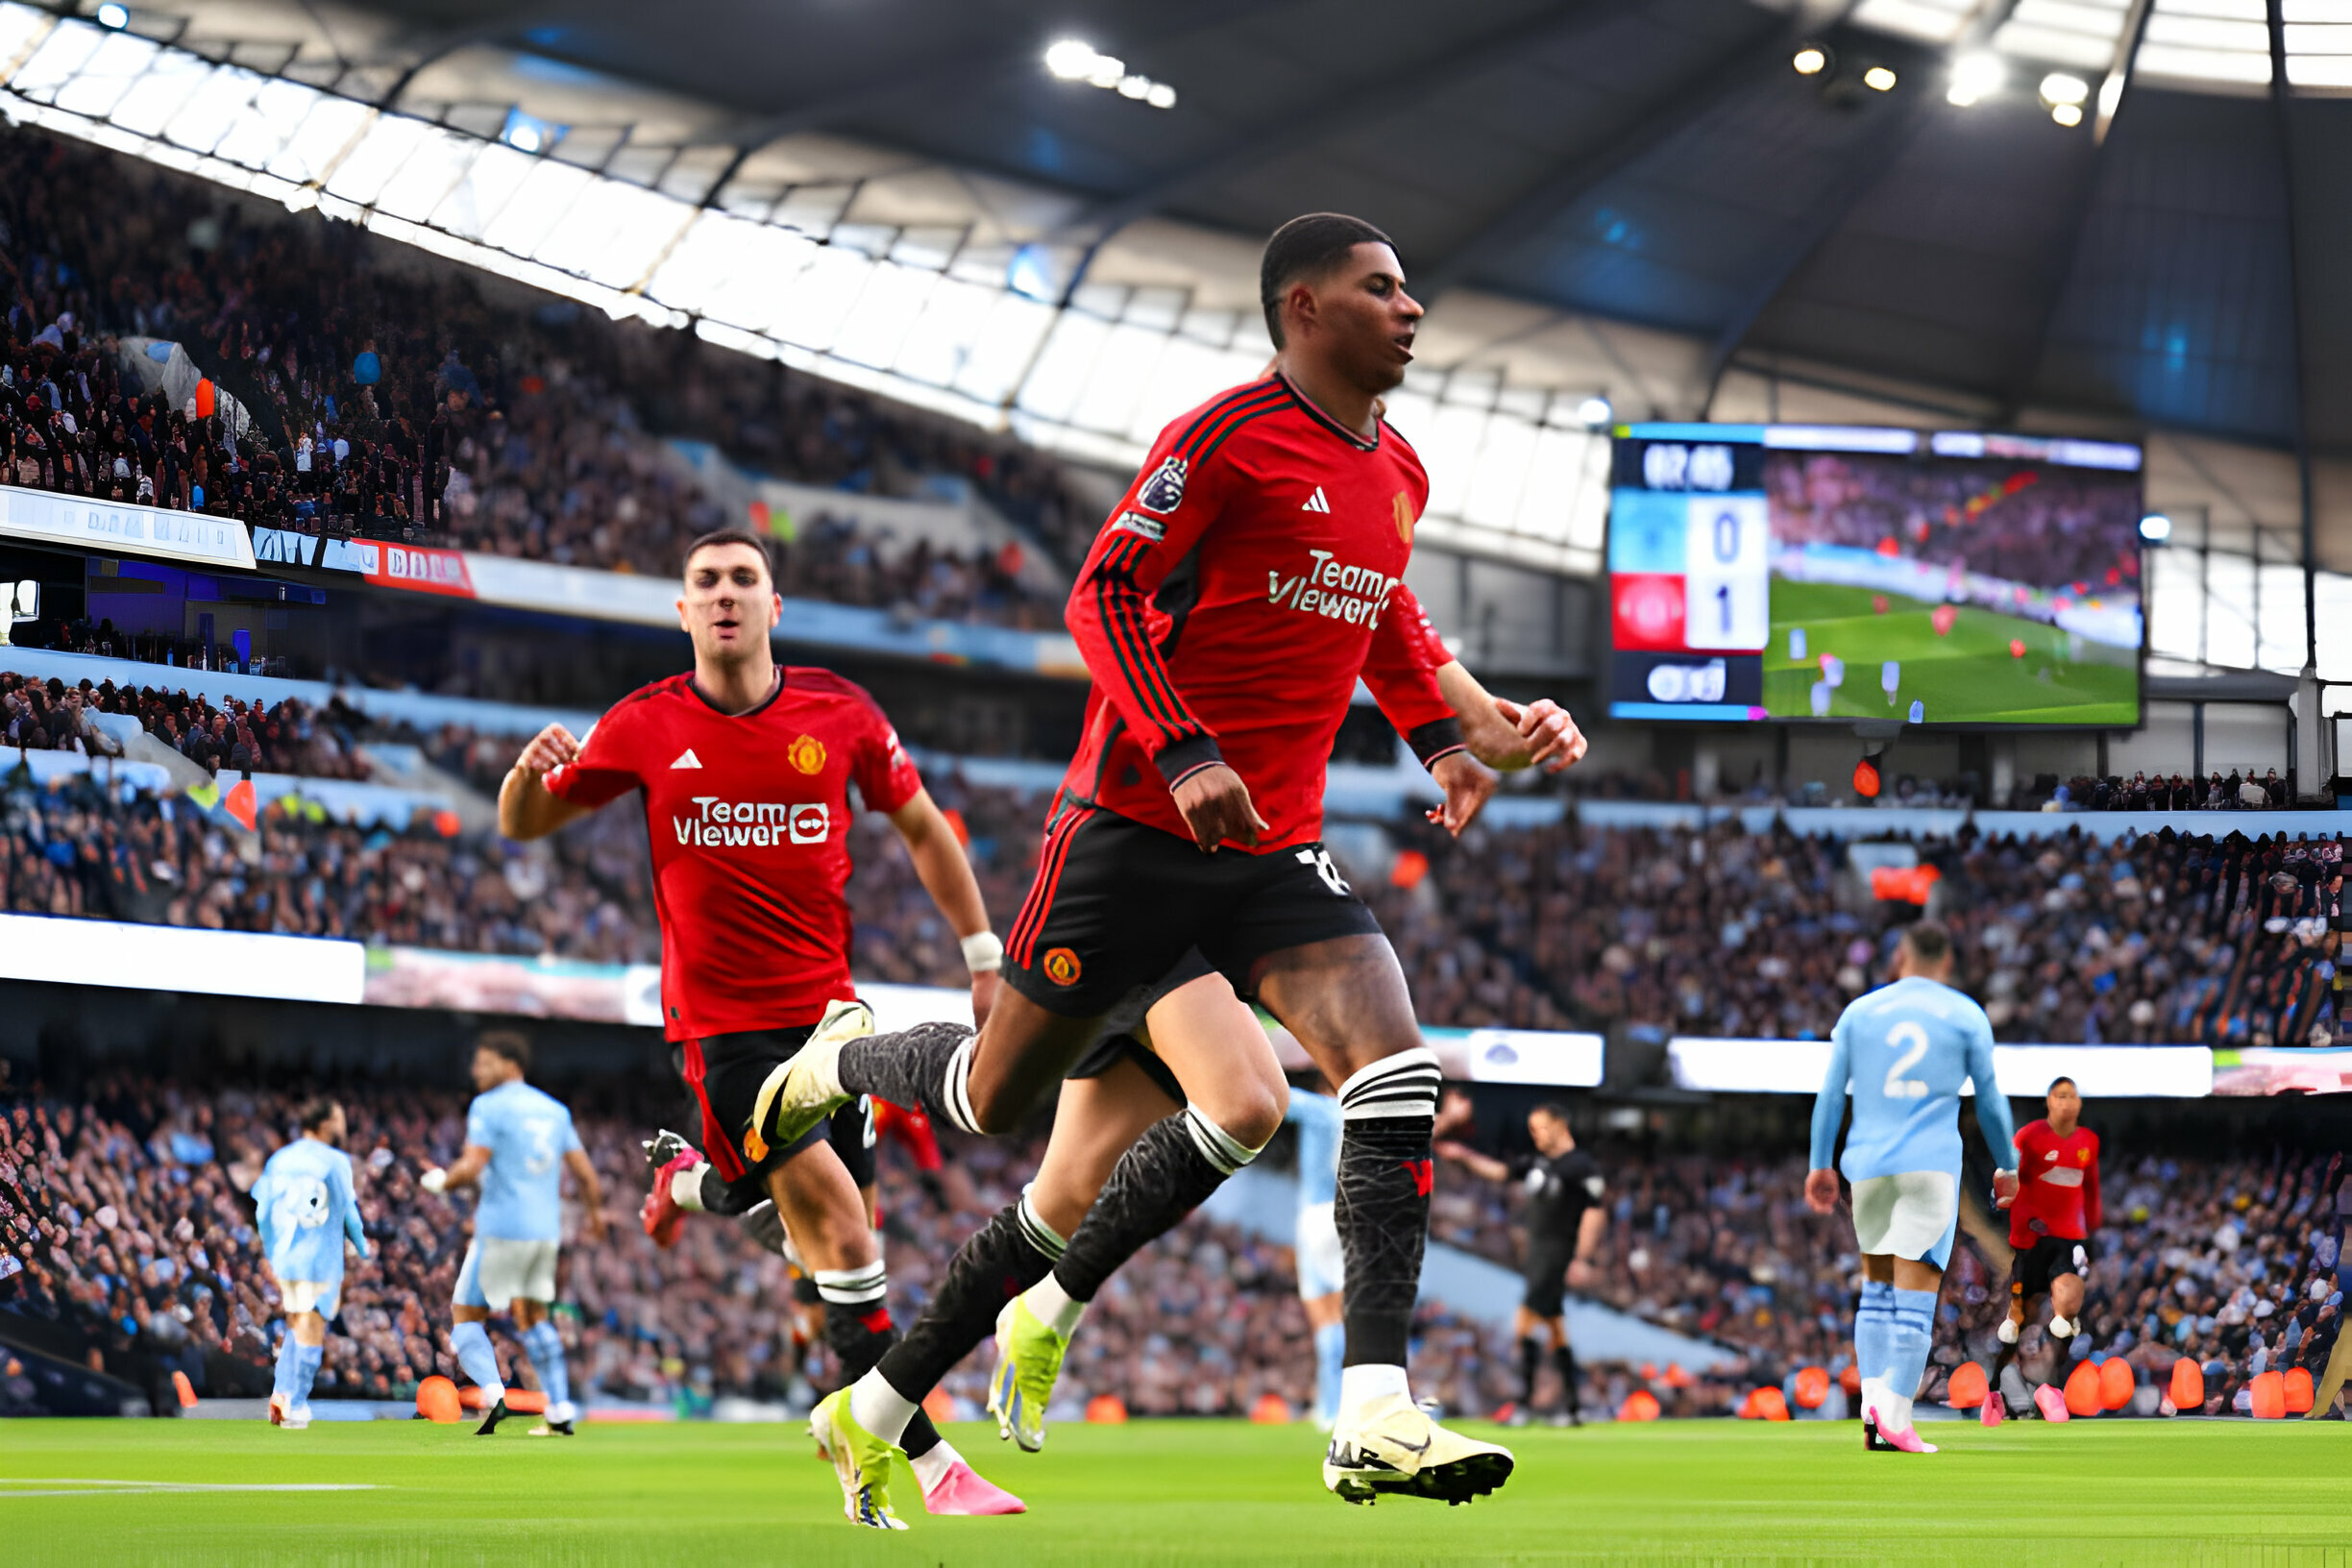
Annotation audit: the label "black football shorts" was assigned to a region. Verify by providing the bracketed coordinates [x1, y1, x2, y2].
[684, 1029, 873, 1193]
[1522, 1238, 1574, 1320]
[1003, 806, 1381, 1017]
[2011, 1234, 2090, 1298]
[1063, 947, 1220, 1105]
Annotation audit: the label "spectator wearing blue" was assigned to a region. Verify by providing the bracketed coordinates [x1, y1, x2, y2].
[352, 340, 380, 386]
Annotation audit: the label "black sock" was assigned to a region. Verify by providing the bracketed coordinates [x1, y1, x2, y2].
[1053, 1108, 1253, 1302]
[875, 1196, 1065, 1405]
[1517, 1336, 1541, 1407]
[699, 1165, 754, 1216]
[1335, 1049, 1442, 1368]
[735, 1199, 788, 1258]
[837, 1022, 978, 1132]
[819, 1268, 941, 1460]
[1553, 1342, 1580, 1417]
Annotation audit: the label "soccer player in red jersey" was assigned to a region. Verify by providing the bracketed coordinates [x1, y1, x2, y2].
[1988, 1076, 2100, 1423]
[776, 212, 1556, 1510]
[496, 528, 1020, 1520]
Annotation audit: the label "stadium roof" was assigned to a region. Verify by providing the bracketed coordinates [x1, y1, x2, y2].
[16, 0, 2352, 573]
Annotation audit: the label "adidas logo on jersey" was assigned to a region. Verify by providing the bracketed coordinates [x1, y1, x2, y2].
[671, 748, 702, 770]
[1302, 486, 1331, 513]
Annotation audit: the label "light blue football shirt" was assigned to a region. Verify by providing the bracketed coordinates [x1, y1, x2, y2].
[1286, 1090, 1341, 1208]
[465, 1080, 582, 1241]
[1810, 974, 2015, 1181]
[251, 1137, 367, 1285]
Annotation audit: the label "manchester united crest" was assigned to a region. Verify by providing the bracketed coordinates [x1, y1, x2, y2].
[789, 734, 827, 775]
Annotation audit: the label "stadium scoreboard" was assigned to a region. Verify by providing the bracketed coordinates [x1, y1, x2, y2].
[1606, 423, 2144, 728]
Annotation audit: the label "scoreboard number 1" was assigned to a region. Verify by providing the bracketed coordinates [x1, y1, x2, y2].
[1681, 495, 1768, 651]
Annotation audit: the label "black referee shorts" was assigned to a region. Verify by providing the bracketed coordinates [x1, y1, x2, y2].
[1003, 806, 1381, 1017]
[1522, 1238, 1573, 1320]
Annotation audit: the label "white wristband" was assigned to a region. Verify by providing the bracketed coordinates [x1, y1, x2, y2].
[961, 931, 1004, 974]
[419, 1167, 447, 1195]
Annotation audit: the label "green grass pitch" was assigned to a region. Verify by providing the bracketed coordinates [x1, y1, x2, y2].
[5, 1417, 2347, 1566]
[1763, 578, 2139, 726]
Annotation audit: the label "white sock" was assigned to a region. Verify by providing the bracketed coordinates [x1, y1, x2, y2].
[1024, 1272, 1086, 1338]
[2048, 1314, 2074, 1338]
[1859, 1376, 1889, 1421]
[1880, 1390, 1914, 1432]
[846, 1367, 919, 1448]
[672, 1164, 709, 1212]
[1336, 1362, 1409, 1425]
[909, 1438, 959, 1491]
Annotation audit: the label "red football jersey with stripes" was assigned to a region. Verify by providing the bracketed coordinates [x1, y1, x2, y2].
[2009, 1118, 2101, 1245]
[543, 668, 922, 1040]
[1060, 375, 1456, 852]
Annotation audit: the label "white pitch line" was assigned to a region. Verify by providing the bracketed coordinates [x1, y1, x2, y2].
[0, 1479, 380, 1496]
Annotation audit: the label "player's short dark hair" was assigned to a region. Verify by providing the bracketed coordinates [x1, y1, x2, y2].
[1899, 919, 1952, 966]
[681, 527, 773, 582]
[1531, 1101, 1571, 1124]
[1260, 212, 1396, 349]
[476, 1028, 530, 1074]
[2049, 1075, 2077, 1094]
[297, 1096, 341, 1133]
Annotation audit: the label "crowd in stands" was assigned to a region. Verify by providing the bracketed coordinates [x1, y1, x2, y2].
[2, 671, 373, 777]
[0, 125, 1069, 626]
[1385, 814, 2343, 1048]
[0, 1078, 1367, 1422]
[3, 1070, 2340, 1426]
[1571, 766, 2306, 813]
[1428, 1115, 2348, 1420]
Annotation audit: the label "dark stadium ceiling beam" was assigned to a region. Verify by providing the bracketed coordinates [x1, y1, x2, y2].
[2266, 0, 2317, 656]
[1997, 0, 2153, 423]
[1698, 85, 1938, 414]
[1411, 9, 1796, 302]
[372, 1, 632, 110]
[1044, 0, 1648, 248]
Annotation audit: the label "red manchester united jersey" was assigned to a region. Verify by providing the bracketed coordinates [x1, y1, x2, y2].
[1061, 375, 1456, 851]
[542, 668, 922, 1040]
[2009, 1118, 2101, 1245]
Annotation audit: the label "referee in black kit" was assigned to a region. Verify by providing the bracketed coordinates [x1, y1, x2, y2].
[1438, 1100, 1606, 1426]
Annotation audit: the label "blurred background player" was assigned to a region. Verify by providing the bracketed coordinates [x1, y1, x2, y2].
[502, 527, 1016, 1514]
[421, 1031, 606, 1435]
[251, 1097, 368, 1431]
[1989, 1076, 2101, 1423]
[1286, 1080, 1346, 1429]
[1805, 922, 2018, 1455]
[1438, 1102, 1605, 1427]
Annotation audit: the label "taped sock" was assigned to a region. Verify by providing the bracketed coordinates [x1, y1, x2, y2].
[847, 1366, 919, 1449]
[1886, 1286, 1938, 1432]
[522, 1321, 570, 1411]
[291, 1342, 322, 1409]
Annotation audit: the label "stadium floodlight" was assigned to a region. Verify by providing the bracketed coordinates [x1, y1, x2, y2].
[1117, 73, 1149, 99]
[1947, 52, 2003, 107]
[1044, 39, 1098, 80]
[2050, 102, 2083, 128]
[95, 3, 128, 27]
[1145, 82, 1177, 109]
[2040, 72, 2090, 107]
[1576, 395, 1613, 428]
[1086, 53, 1125, 89]
[501, 110, 555, 155]
[1792, 44, 1828, 75]
[2140, 513, 2172, 543]
[1863, 65, 1898, 92]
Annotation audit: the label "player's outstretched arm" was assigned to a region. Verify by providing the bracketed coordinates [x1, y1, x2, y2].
[887, 788, 1002, 1025]
[1568, 1205, 1607, 1289]
[421, 1144, 491, 1195]
[1966, 1017, 2017, 1172]
[1434, 1139, 1510, 1184]
[332, 1157, 369, 1261]
[1435, 660, 1585, 775]
[499, 723, 594, 841]
[562, 1147, 608, 1244]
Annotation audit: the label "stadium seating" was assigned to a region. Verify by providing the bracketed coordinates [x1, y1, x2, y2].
[0, 124, 1066, 629]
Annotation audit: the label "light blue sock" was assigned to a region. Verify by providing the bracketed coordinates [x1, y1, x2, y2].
[271, 1331, 302, 1402]
[1854, 1280, 1896, 1387]
[1888, 1288, 1938, 1413]
[523, 1322, 570, 1410]
[291, 1343, 323, 1409]
[1313, 1322, 1345, 1424]
[451, 1319, 504, 1402]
